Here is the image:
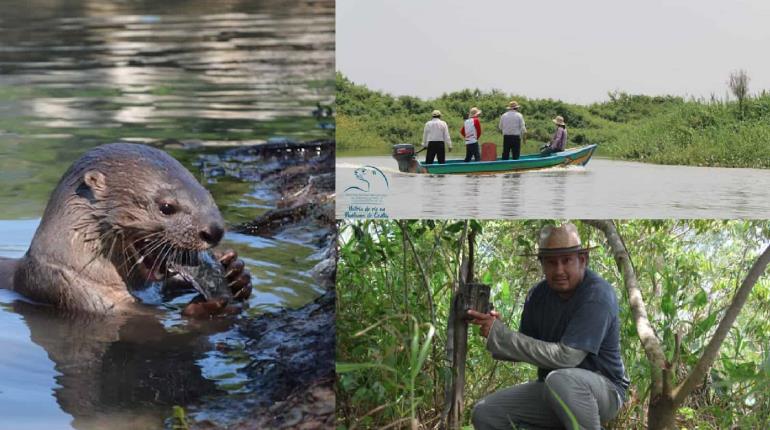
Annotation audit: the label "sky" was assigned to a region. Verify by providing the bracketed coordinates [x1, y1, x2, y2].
[336, 0, 770, 104]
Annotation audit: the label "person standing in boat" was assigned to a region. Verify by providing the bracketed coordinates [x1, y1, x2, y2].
[422, 109, 452, 164]
[541, 115, 568, 155]
[460, 107, 483, 162]
[498, 100, 527, 160]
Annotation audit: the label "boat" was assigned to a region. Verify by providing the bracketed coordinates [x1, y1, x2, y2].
[392, 143, 597, 174]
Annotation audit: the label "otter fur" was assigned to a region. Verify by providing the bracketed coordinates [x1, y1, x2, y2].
[1, 143, 230, 314]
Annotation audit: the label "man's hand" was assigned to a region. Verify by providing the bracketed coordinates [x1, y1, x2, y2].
[467, 309, 500, 338]
[218, 249, 253, 301]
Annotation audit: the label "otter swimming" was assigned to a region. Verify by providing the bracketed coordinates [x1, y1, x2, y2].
[0, 142, 251, 315]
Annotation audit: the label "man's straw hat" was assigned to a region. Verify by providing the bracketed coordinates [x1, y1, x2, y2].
[431, 110, 442, 117]
[552, 115, 566, 126]
[469, 107, 482, 117]
[521, 223, 597, 257]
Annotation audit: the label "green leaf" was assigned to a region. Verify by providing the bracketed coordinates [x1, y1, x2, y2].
[414, 325, 436, 379]
[336, 362, 397, 374]
[446, 221, 465, 233]
[482, 271, 493, 284]
[677, 406, 696, 421]
[171, 406, 189, 430]
[693, 288, 708, 308]
[501, 280, 511, 302]
[661, 293, 675, 318]
[691, 311, 718, 340]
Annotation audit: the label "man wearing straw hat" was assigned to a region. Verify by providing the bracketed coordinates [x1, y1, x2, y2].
[541, 115, 568, 155]
[469, 223, 628, 430]
[498, 101, 526, 160]
[422, 109, 453, 165]
[460, 106, 483, 162]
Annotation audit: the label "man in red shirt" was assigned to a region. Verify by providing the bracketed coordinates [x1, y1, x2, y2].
[460, 106, 482, 162]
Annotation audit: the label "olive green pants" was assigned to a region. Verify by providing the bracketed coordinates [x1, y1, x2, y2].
[472, 368, 622, 430]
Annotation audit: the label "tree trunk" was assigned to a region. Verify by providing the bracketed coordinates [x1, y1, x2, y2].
[586, 220, 770, 430]
[647, 391, 677, 430]
[445, 227, 477, 429]
[446, 291, 469, 429]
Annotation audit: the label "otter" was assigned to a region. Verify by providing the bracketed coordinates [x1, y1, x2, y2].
[0, 143, 255, 428]
[0, 142, 251, 315]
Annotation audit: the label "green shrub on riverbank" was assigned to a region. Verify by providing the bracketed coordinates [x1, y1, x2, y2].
[337, 73, 770, 168]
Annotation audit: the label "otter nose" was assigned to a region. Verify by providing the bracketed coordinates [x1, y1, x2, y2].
[200, 222, 225, 246]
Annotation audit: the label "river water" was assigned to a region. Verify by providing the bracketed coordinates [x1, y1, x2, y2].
[0, 0, 334, 429]
[337, 156, 770, 219]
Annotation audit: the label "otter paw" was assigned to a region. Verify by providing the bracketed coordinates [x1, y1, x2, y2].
[182, 298, 228, 318]
[217, 249, 253, 301]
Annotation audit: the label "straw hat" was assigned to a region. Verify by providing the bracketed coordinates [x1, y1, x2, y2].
[431, 110, 442, 118]
[522, 223, 597, 257]
[469, 107, 482, 117]
[508, 101, 520, 110]
[552, 115, 566, 126]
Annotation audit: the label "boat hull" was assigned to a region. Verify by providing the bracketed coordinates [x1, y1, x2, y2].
[415, 144, 597, 174]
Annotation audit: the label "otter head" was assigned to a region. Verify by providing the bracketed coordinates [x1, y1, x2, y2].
[23, 143, 226, 310]
[80, 143, 225, 285]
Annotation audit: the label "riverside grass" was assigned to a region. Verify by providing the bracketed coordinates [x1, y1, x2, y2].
[337, 73, 770, 168]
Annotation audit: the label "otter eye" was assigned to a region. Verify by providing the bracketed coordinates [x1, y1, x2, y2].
[159, 202, 177, 216]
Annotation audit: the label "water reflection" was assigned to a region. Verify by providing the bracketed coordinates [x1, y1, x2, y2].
[9, 299, 231, 430]
[0, 0, 334, 219]
[337, 156, 770, 218]
[549, 173, 568, 218]
[500, 173, 522, 217]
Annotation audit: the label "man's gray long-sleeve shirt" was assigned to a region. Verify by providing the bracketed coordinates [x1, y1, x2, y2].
[487, 320, 587, 369]
[488, 270, 629, 400]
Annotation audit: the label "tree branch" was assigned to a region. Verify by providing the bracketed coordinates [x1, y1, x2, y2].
[398, 221, 441, 410]
[674, 242, 770, 404]
[458, 222, 469, 293]
[399, 221, 436, 326]
[585, 220, 669, 372]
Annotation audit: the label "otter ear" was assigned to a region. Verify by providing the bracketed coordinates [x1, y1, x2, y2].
[83, 170, 108, 198]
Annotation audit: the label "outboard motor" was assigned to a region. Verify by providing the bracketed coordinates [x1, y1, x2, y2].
[392, 143, 416, 172]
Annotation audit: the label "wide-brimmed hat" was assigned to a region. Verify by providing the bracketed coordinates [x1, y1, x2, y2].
[469, 107, 482, 117]
[508, 101, 520, 110]
[431, 109, 442, 117]
[552, 115, 566, 126]
[521, 223, 597, 257]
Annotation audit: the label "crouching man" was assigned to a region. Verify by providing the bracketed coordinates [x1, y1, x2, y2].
[469, 223, 628, 430]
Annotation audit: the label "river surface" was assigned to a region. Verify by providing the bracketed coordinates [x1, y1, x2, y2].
[336, 156, 770, 219]
[0, 0, 334, 429]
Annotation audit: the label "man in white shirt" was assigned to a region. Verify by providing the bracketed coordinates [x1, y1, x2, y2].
[422, 110, 452, 164]
[498, 101, 526, 160]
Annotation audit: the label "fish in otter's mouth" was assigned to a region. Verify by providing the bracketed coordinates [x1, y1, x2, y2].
[128, 236, 230, 302]
[167, 253, 231, 302]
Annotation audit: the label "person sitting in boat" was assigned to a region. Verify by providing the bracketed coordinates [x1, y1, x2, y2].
[460, 107, 483, 162]
[422, 109, 452, 164]
[541, 115, 568, 155]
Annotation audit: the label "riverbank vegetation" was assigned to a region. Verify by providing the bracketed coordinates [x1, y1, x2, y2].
[337, 73, 770, 168]
[336, 220, 770, 429]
